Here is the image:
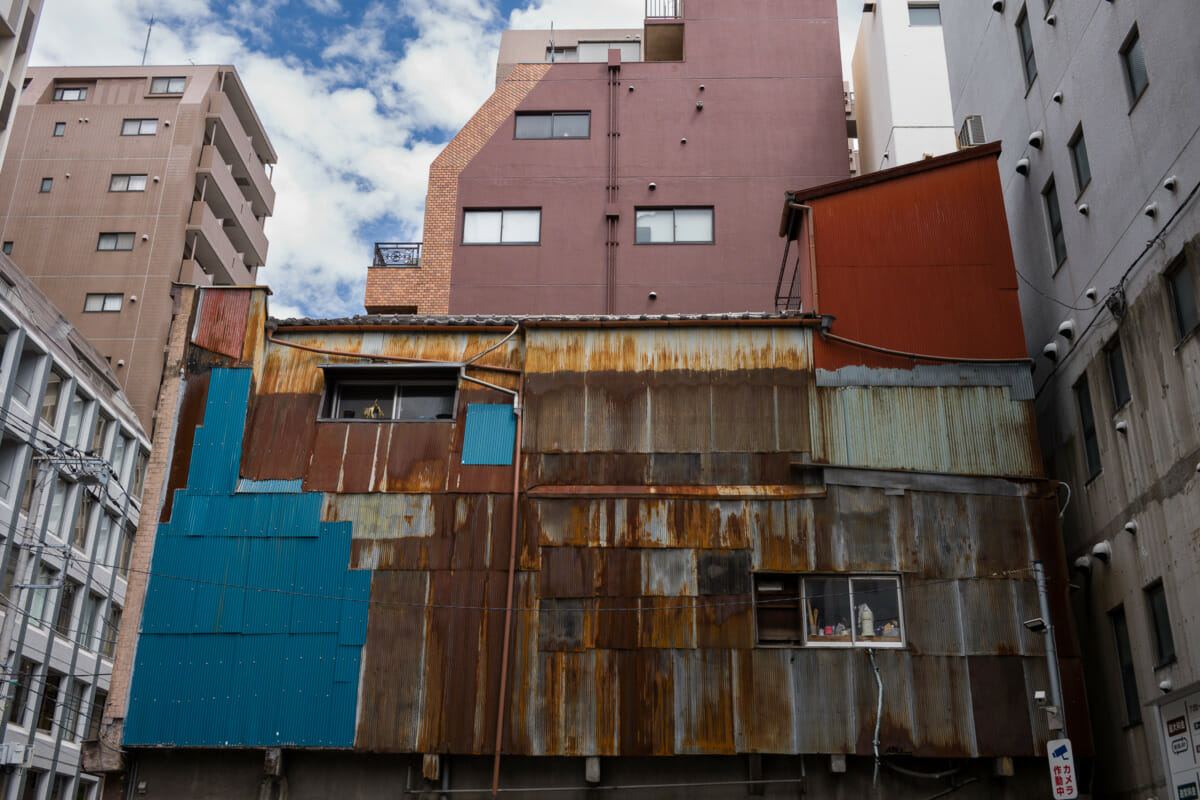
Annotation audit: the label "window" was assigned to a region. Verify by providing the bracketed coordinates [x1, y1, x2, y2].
[110, 434, 129, 479]
[1105, 337, 1130, 408]
[149, 76, 186, 94]
[36, 669, 63, 730]
[83, 294, 123, 312]
[907, 3, 940, 25]
[86, 689, 107, 739]
[42, 370, 62, 427]
[92, 413, 110, 458]
[120, 118, 157, 136]
[462, 209, 541, 244]
[1109, 606, 1141, 724]
[132, 449, 148, 496]
[1043, 177, 1067, 267]
[0, 437, 23, 502]
[1074, 376, 1101, 479]
[1068, 127, 1091, 194]
[39, 177, 52, 193]
[52, 87, 86, 101]
[8, 658, 35, 724]
[96, 232, 135, 251]
[102, 605, 121, 658]
[64, 394, 86, 447]
[1121, 26, 1148, 104]
[514, 112, 590, 139]
[635, 207, 714, 244]
[1145, 581, 1176, 667]
[53, 122, 66, 137]
[73, 495, 94, 550]
[321, 366, 459, 421]
[94, 515, 117, 564]
[109, 174, 147, 192]
[2, 241, 11, 255]
[1016, 8, 1038, 89]
[28, 565, 57, 627]
[23, 772, 44, 800]
[55, 578, 80, 637]
[1166, 255, 1199, 341]
[78, 593, 100, 648]
[754, 574, 903, 647]
[117, 527, 134, 577]
[50, 773, 73, 799]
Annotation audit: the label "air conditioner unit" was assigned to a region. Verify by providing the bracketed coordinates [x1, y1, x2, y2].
[959, 115, 986, 147]
[0, 743, 33, 767]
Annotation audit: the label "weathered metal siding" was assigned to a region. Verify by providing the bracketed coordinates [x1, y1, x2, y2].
[191, 288, 252, 359]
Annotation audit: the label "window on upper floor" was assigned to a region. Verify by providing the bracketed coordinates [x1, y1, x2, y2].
[1042, 177, 1067, 268]
[7, 657, 35, 725]
[109, 174, 147, 192]
[907, 3, 940, 26]
[635, 207, 714, 244]
[86, 689, 108, 738]
[131, 449, 148, 496]
[28, 564, 58, 628]
[462, 209, 541, 245]
[1145, 580, 1175, 667]
[1068, 127, 1091, 194]
[320, 365, 460, 422]
[1166, 254, 1199, 342]
[120, 118, 157, 136]
[1016, 8, 1038, 89]
[1074, 375, 1101, 480]
[514, 111, 590, 139]
[52, 122, 65, 137]
[1109, 605, 1141, 725]
[102, 605, 121, 658]
[754, 573, 904, 647]
[41, 370, 62, 427]
[97, 232, 135, 251]
[1120, 25, 1148, 106]
[39, 178, 52, 193]
[36, 669, 63, 731]
[1105, 336, 1130, 409]
[54, 578, 81, 638]
[149, 76, 186, 94]
[52, 87, 86, 102]
[84, 293, 123, 312]
[2, 242, 12, 255]
[0, 437, 23, 504]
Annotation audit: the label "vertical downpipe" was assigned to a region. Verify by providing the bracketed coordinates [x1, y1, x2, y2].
[491, 374, 525, 797]
[605, 56, 621, 314]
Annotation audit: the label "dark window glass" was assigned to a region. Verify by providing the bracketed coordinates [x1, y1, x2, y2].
[55, 579, 80, 637]
[39, 178, 52, 193]
[36, 670, 62, 730]
[2, 242, 12, 255]
[1167, 256, 1199, 340]
[1121, 27, 1148, 103]
[908, 4, 941, 25]
[8, 658, 35, 723]
[96, 232, 135, 251]
[87, 689, 107, 739]
[1110, 606, 1141, 724]
[514, 114, 552, 139]
[1069, 129, 1091, 192]
[21, 771, 42, 800]
[1043, 177, 1066, 267]
[1017, 9, 1038, 88]
[336, 384, 396, 420]
[1106, 338, 1130, 408]
[1145, 581, 1176, 666]
[754, 573, 802, 643]
[53, 122, 65, 137]
[52, 87, 86, 101]
[1075, 376, 1101, 479]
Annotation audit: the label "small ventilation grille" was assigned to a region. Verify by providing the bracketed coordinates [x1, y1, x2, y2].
[959, 115, 986, 147]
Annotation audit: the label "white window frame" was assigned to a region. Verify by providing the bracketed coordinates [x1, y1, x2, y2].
[461, 209, 542, 245]
[97, 233, 135, 252]
[52, 87, 87, 101]
[149, 76, 187, 94]
[634, 207, 715, 244]
[120, 118, 157, 136]
[109, 174, 147, 192]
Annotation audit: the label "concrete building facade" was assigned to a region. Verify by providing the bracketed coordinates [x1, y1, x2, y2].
[850, 0, 957, 175]
[0, 66, 277, 431]
[364, 0, 849, 316]
[940, 2, 1200, 797]
[0, 0, 42, 166]
[0, 253, 148, 800]
[89, 147, 1092, 800]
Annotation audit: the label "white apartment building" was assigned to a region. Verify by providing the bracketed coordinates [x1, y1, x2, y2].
[0, 253, 148, 800]
[851, 0, 956, 174]
[0, 0, 43, 165]
[941, 2, 1200, 798]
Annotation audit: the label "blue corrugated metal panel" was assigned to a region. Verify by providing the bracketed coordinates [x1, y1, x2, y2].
[461, 403, 517, 465]
[124, 367, 368, 749]
[236, 478, 304, 493]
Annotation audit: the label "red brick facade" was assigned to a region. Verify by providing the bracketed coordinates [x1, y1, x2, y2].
[363, 64, 550, 314]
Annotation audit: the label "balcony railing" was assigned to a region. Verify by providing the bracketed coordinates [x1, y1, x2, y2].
[645, 0, 682, 19]
[373, 242, 422, 267]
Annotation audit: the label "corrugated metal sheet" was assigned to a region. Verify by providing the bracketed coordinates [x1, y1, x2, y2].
[192, 288, 251, 358]
[324, 493, 437, 539]
[461, 403, 517, 465]
[810, 385, 1042, 478]
[237, 478, 303, 493]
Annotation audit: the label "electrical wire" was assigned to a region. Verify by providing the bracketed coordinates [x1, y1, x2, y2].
[1013, 268, 1100, 312]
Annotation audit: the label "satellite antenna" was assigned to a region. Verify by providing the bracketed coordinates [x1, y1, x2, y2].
[548, 21, 555, 63]
[141, 16, 155, 66]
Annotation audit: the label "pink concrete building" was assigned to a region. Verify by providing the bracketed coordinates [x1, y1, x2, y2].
[365, 0, 849, 316]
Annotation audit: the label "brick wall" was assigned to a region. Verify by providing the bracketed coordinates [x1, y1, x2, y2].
[363, 64, 550, 314]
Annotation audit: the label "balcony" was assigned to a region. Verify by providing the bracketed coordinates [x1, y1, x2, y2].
[645, 0, 681, 19]
[197, 145, 269, 267]
[205, 92, 275, 217]
[644, 0, 683, 61]
[185, 201, 253, 286]
[373, 242, 422, 267]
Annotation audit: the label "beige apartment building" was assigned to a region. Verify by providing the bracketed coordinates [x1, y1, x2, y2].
[0, 66, 276, 430]
[0, 0, 43, 164]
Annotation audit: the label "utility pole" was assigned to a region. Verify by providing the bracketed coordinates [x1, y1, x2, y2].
[1032, 560, 1065, 733]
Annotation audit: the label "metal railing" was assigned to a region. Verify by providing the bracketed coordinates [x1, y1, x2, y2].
[373, 242, 422, 268]
[645, 0, 682, 19]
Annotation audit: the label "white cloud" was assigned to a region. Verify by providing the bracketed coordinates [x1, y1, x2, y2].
[507, 0, 643, 30]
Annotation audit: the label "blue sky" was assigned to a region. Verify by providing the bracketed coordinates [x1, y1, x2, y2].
[31, 0, 863, 319]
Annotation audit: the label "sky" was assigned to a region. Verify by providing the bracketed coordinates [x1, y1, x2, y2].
[31, 0, 864, 319]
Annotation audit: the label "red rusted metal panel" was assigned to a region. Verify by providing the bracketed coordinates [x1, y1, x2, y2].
[673, 649, 736, 754]
[539, 548, 597, 598]
[384, 424, 453, 493]
[240, 393, 321, 480]
[341, 424, 386, 493]
[695, 595, 754, 649]
[616, 649, 675, 756]
[968, 656, 1034, 756]
[355, 570, 428, 751]
[193, 288, 252, 359]
[733, 649, 795, 753]
[161, 371, 210, 522]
